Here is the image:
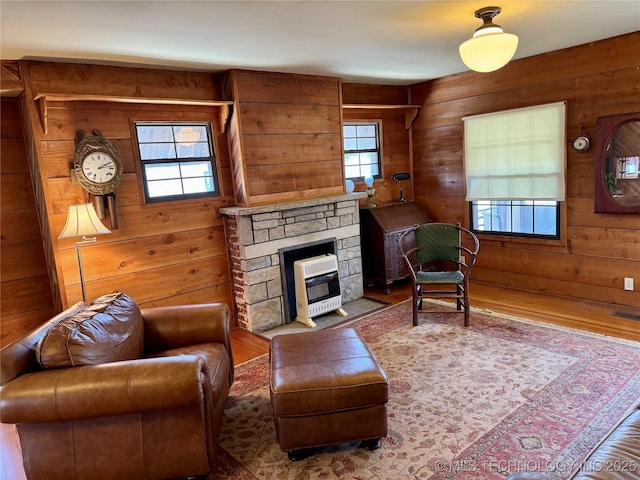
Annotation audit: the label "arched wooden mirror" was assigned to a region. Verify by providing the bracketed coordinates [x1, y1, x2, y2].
[594, 112, 640, 214]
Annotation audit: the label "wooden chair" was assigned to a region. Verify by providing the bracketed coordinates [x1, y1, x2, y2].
[398, 222, 479, 326]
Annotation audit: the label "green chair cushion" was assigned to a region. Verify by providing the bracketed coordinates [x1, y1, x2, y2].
[416, 270, 464, 285]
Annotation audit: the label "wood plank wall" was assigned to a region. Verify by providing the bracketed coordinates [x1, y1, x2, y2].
[410, 32, 640, 307]
[342, 83, 413, 204]
[1, 99, 56, 346]
[224, 70, 345, 206]
[12, 61, 236, 332]
[3, 34, 637, 347]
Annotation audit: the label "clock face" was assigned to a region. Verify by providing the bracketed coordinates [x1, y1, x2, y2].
[73, 133, 123, 195]
[82, 152, 117, 184]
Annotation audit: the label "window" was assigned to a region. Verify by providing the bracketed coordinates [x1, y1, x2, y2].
[343, 122, 381, 179]
[617, 156, 639, 179]
[134, 123, 219, 202]
[463, 102, 566, 238]
[470, 200, 560, 238]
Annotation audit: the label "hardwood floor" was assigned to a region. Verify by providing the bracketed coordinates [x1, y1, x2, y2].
[468, 282, 640, 342]
[230, 278, 639, 366]
[362, 279, 640, 342]
[2, 282, 638, 480]
[231, 326, 271, 364]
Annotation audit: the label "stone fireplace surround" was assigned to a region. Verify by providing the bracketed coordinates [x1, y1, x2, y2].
[221, 193, 365, 333]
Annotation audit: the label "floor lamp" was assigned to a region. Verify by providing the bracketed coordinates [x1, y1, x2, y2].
[58, 203, 111, 302]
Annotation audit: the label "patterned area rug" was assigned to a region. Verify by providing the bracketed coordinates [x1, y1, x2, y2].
[211, 300, 640, 479]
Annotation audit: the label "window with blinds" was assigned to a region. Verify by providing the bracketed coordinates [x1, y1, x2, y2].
[463, 102, 566, 238]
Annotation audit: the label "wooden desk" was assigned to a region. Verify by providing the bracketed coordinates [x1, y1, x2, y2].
[359, 201, 430, 293]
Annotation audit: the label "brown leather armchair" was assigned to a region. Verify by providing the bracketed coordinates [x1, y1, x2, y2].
[1, 299, 234, 480]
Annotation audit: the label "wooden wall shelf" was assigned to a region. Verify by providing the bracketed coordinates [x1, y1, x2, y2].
[32, 93, 233, 134]
[342, 104, 421, 129]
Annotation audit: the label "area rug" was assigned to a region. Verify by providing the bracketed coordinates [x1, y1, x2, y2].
[211, 300, 640, 480]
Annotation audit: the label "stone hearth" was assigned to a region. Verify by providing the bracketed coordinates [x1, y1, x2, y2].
[221, 194, 365, 333]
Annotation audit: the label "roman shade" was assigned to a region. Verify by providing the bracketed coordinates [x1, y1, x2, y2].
[463, 102, 566, 201]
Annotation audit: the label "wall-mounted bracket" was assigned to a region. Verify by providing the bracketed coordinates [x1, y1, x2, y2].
[219, 103, 232, 134]
[405, 107, 419, 130]
[36, 96, 48, 134]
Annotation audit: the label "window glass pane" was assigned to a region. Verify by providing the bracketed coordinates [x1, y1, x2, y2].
[344, 154, 361, 166]
[139, 143, 176, 160]
[147, 179, 183, 198]
[344, 139, 358, 151]
[356, 125, 376, 137]
[512, 205, 533, 233]
[533, 204, 557, 235]
[360, 163, 378, 178]
[183, 177, 214, 194]
[357, 137, 377, 149]
[174, 125, 206, 143]
[145, 163, 180, 181]
[497, 204, 512, 232]
[343, 125, 356, 138]
[176, 142, 210, 159]
[359, 152, 378, 165]
[181, 161, 213, 179]
[136, 125, 174, 143]
[345, 166, 360, 178]
[473, 202, 490, 231]
[621, 156, 639, 177]
[488, 204, 503, 231]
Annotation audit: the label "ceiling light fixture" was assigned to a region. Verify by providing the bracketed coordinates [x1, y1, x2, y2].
[459, 6, 518, 73]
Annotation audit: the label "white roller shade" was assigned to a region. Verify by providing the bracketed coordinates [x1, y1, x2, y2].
[463, 102, 566, 201]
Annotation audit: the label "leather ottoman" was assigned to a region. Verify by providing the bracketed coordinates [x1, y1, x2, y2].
[269, 327, 388, 460]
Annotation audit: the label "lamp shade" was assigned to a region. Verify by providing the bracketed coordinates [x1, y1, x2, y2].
[459, 31, 518, 72]
[459, 6, 518, 73]
[58, 203, 111, 239]
[364, 175, 375, 187]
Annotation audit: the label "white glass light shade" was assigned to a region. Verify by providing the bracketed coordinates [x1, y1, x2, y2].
[364, 175, 375, 187]
[459, 30, 518, 73]
[345, 179, 355, 193]
[58, 203, 111, 239]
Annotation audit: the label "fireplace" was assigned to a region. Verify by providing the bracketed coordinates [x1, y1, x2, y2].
[220, 194, 365, 333]
[279, 238, 341, 327]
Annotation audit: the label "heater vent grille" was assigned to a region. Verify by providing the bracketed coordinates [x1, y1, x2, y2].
[298, 254, 338, 279]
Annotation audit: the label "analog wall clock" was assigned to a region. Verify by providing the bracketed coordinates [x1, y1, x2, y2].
[73, 130, 123, 195]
